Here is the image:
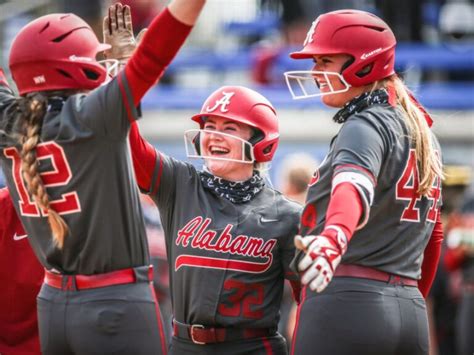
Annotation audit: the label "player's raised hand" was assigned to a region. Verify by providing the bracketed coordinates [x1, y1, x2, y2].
[102, 3, 139, 63]
[295, 227, 348, 292]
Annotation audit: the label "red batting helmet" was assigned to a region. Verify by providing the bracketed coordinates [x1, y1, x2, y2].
[191, 86, 279, 163]
[9, 13, 110, 95]
[290, 10, 396, 87]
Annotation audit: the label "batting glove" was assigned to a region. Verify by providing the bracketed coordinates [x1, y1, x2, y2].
[102, 3, 147, 66]
[295, 226, 348, 293]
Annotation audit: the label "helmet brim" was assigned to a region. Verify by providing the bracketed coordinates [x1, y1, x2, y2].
[289, 50, 314, 59]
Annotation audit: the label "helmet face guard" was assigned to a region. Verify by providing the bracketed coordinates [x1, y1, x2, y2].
[286, 9, 396, 99]
[284, 70, 351, 100]
[190, 86, 279, 163]
[184, 129, 255, 164]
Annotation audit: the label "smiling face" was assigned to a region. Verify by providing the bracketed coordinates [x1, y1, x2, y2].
[201, 116, 255, 181]
[312, 54, 371, 108]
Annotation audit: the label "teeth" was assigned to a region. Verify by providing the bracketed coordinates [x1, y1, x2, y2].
[210, 146, 230, 154]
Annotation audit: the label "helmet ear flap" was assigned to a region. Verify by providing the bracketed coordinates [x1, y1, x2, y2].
[246, 128, 264, 161]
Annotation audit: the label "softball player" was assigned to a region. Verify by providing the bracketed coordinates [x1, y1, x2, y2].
[103, 12, 302, 354]
[0, 187, 43, 354]
[0, 1, 205, 354]
[128, 86, 302, 355]
[284, 10, 444, 355]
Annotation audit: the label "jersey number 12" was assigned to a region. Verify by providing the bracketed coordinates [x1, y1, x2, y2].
[4, 142, 81, 217]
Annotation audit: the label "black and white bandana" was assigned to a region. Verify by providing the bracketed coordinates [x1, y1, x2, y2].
[199, 170, 265, 204]
[333, 88, 389, 124]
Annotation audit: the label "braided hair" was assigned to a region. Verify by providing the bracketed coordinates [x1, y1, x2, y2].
[7, 93, 69, 248]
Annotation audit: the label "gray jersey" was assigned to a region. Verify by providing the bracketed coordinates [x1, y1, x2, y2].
[143, 154, 301, 329]
[300, 103, 442, 279]
[0, 72, 148, 274]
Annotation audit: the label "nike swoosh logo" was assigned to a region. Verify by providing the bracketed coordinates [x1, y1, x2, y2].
[13, 233, 28, 241]
[260, 217, 279, 223]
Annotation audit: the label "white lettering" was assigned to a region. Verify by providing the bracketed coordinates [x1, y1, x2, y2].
[206, 91, 235, 113]
[360, 48, 382, 60]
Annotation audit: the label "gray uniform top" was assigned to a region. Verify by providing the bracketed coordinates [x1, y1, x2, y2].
[144, 154, 301, 329]
[299, 103, 442, 279]
[0, 72, 148, 274]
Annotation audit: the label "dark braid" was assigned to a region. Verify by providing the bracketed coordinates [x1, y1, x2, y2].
[15, 93, 69, 249]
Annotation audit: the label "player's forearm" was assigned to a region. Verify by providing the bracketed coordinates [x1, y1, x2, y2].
[418, 211, 443, 297]
[125, 7, 195, 105]
[323, 182, 363, 242]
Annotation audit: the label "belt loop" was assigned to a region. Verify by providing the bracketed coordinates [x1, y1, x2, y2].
[148, 264, 154, 282]
[62, 275, 77, 291]
[133, 265, 150, 283]
[389, 274, 402, 285]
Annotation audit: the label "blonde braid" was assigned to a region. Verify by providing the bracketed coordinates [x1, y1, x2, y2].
[385, 76, 443, 196]
[19, 94, 69, 249]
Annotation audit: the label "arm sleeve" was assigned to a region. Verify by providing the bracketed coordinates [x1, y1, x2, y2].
[418, 211, 444, 298]
[323, 182, 363, 243]
[124, 8, 193, 105]
[331, 115, 386, 228]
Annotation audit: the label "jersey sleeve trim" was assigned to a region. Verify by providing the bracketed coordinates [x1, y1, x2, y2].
[334, 164, 377, 186]
[332, 171, 373, 229]
[117, 71, 139, 124]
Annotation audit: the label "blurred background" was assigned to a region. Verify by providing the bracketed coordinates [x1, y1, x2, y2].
[0, 1, 473, 354]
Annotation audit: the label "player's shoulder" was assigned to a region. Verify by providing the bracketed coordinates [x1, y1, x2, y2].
[347, 103, 399, 126]
[341, 104, 403, 143]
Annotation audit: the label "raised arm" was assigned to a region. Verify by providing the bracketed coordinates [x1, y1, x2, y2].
[127, 0, 205, 104]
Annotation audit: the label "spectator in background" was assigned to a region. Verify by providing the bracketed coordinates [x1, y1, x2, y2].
[438, 0, 474, 82]
[276, 152, 318, 349]
[444, 196, 474, 355]
[429, 165, 472, 355]
[374, 0, 423, 42]
[439, 0, 474, 44]
[254, 0, 374, 84]
[278, 152, 319, 205]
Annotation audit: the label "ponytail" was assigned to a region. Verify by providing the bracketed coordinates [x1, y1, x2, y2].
[385, 76, 443, 196]
[10, 93, 69, 248]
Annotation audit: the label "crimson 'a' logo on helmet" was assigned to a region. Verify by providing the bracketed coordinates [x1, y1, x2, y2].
[205, 91, 235, 113]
